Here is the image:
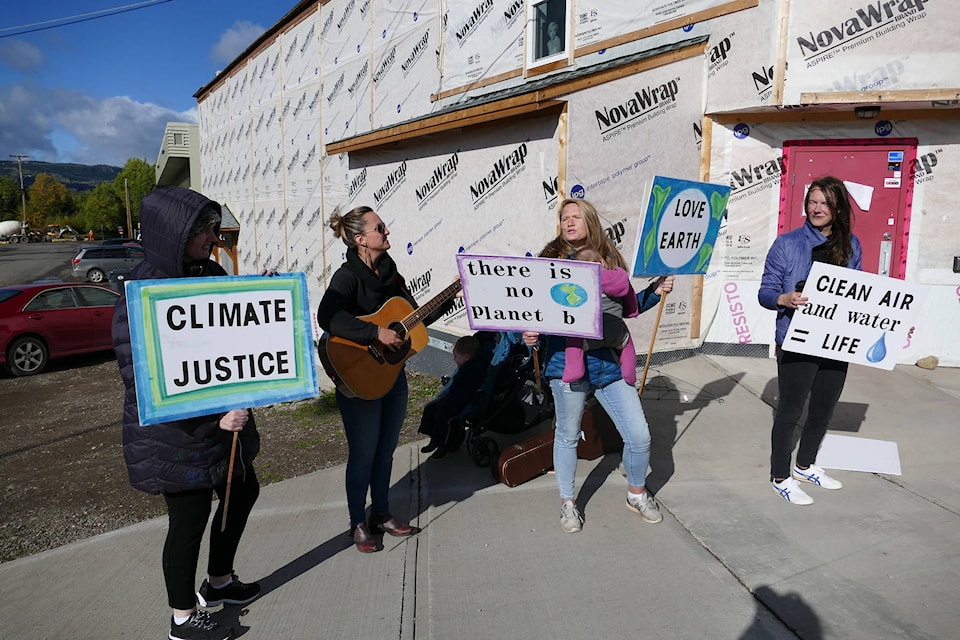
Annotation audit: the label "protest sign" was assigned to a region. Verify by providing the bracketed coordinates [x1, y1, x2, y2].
[783, 263, 924, 370]
[456, 254, 603, 339]
[632, 176, 730, 277]
[126, 273, 318, 425]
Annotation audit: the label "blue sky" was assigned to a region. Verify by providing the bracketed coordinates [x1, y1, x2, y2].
[0, 0, 294, 168]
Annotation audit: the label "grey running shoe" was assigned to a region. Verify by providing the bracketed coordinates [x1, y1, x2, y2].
[626, 491, 663, 523]
[560, 501, 583, 533]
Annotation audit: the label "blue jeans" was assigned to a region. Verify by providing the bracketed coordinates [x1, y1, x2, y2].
[550, 378, 652, 501]
[336, 372, 408, 526]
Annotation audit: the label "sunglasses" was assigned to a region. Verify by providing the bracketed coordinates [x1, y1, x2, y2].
[362, 222, 387, 235]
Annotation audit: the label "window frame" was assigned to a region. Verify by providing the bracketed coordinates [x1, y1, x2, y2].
[524, 0, 572, 73]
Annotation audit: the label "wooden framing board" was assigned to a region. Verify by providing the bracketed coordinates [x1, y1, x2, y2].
[800, 89, 960, 105]
[436, 0, 756, 101]
[432, 69, 524, 103]
[557, 103, 569, 202]
[327, 40, 707, 154]
[574, 0, 758, 58]
[715, 107, 960, 125]
[689, 114, 715, 340]
[771, 0, 789, 106]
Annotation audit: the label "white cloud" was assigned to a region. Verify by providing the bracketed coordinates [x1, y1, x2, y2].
[211, 20, 265, 66]
[0, 84, 196, 167]
[0, 40, 44, 73]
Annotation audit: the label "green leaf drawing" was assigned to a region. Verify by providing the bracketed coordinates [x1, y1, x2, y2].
[695, 243, 713, 272]
[651, 184, 672, 224]
[643, 228, 657, 268]
[710, 191, 729, 221]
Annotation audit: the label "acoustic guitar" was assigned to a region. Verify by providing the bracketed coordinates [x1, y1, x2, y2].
[318, 280, 462, 399]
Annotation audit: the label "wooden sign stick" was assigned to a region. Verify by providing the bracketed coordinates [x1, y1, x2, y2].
[638, 291, 668, 399]
[220, 431, 239, 532]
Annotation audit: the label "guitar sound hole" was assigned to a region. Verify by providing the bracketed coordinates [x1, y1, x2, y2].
[389, 322, 407, 341]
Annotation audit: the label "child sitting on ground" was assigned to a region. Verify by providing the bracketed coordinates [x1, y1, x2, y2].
[562, 247, 640, 385]
[418, 335, 486, 459]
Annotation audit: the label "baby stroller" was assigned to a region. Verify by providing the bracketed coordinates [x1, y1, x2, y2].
[457, 332, 554, 467]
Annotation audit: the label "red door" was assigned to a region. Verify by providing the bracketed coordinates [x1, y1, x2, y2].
[779, 138, 917, 279]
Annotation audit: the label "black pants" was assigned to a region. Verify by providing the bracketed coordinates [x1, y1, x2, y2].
[162, 468, 260, 609]
[770, 349, 848, 481]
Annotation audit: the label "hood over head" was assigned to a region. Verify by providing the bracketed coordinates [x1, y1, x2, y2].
[139, 186, 222, 277]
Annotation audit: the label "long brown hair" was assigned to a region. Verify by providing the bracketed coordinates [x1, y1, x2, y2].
[539, 198, 626, 269]
[806, 177, 854, 266]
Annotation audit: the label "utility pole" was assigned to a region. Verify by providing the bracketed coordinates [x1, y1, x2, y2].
[9, 154, 28, 229]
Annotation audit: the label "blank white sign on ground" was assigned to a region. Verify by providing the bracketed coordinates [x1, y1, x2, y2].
[817, 433, 902, 476]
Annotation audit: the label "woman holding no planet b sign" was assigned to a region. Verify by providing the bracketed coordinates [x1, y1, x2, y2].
[759, 176, 862, 506]
[522, 197, 673, 533]
[113, 187, 261, 640]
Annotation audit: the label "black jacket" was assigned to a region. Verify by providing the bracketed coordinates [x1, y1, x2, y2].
[112, 186, 260, 495]
[317, 247, 452, 343]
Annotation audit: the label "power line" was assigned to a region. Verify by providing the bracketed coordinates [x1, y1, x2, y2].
[0, 0, 174, 39]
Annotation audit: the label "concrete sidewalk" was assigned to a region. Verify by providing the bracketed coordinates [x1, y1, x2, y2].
[1, 354, 958, 639]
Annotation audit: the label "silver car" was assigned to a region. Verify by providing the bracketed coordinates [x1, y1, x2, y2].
[71, 245, 144, 283]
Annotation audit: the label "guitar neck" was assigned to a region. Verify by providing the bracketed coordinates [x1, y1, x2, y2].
[402, 280, 462, 331]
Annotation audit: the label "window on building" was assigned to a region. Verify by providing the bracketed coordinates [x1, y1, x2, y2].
[526, 0, 570, 72]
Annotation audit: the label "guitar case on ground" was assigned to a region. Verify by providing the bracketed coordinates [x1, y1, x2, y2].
[494, 399, 623, 487]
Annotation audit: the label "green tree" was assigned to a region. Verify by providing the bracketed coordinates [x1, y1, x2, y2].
[0, 176, 21, 220]
[27, 173, 74, 229]
[77, 182, 124, 239]
[112, 158, 156, 232]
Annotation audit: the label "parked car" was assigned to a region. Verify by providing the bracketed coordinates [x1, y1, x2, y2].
[71, 244, 144, 283]
[100, 237, 141, 246]
[0, 283, 120, 376]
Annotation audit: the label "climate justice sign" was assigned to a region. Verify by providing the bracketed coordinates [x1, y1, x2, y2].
[456, 254, 603, 339]
[632, 176, 730, 277]
[783, 263, 924, 370]
[126, 273, 318, 425]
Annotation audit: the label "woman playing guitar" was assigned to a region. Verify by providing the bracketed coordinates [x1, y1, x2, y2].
[317, 205, 456, 552]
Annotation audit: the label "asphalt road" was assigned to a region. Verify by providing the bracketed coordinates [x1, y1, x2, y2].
[0, 241, 87, 286]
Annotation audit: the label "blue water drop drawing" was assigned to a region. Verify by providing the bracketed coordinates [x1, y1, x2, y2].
[866, 333, 887, 363]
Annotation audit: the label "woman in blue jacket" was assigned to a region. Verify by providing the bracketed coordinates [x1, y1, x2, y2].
[759, 176, 862, 505]
[523, 198, 673, 533]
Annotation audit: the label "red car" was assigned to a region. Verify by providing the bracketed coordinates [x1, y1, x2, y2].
[0, 283, 120, 376]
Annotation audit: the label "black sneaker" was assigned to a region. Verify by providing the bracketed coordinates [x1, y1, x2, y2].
[169, 610, 233, 640]
[196, 574, 261, 607]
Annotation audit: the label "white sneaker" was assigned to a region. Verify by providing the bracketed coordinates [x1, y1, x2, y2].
[560, 501, 583, 533]
[793, 464, 843, 489]
[626, 491, 663, 523]
[772, 477, 814, 505]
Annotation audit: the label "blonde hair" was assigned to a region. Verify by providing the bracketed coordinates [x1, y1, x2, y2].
[328, 206, 373, 249]
[540, 198, 626, 269]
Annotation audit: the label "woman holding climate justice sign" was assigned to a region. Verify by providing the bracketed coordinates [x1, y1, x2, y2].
[317, 205, 457, 553]
[759, 176, 862, 506]
[522, 197, 673, 533]
[113, 187, 261, 640]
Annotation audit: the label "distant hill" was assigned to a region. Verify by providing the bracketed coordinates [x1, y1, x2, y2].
[0, 160, 122, 192]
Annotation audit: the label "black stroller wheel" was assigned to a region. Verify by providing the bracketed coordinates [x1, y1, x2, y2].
[469, 436, 499, 467]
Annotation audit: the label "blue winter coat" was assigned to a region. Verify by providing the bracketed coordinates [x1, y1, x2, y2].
[758, 219, 862, 346]
[112, 186, 260, 495]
